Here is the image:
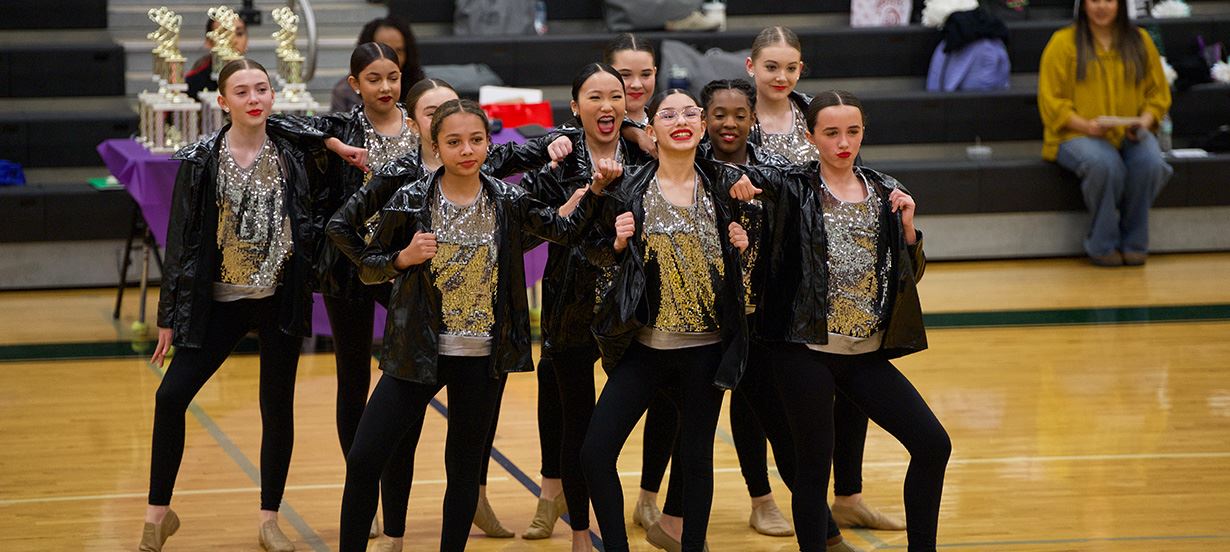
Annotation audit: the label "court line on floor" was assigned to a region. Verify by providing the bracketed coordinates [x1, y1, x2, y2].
[874, 533, 1230, 549]
[427, 397, 606, 551]
[142, 362, 331, 552]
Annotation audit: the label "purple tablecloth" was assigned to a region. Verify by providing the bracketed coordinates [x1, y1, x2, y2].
[97, 138, 179, 247]
[97, 132, 551, 337]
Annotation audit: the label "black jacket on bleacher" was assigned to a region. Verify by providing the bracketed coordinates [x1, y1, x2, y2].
[157, 122, 330, 348]
[739, 162, 929, 359]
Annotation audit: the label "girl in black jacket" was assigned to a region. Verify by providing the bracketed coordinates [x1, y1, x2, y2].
[141, 59, 361, 552]
[581, 89, 751, 552]
[516, 62, 655, 549]
[338, 99, 616, 552]
[730, 90, 951, 552]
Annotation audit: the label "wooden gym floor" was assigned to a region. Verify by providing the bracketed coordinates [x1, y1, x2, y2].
[2, 253, 1229, 551]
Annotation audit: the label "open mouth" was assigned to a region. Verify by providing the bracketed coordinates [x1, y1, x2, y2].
[669, 129, 693, 141]
[718, 131, 739, 143]
[596, 115, 617, 135]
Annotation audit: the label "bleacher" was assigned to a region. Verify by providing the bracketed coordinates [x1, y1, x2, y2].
[2, 0, 1229, 288]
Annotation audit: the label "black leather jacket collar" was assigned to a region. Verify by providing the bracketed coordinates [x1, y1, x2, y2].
[157, 126, 319, 347]
[742, 162, 929, 358]
[586, 158, 750, 389]
[356, 170, 606, 384]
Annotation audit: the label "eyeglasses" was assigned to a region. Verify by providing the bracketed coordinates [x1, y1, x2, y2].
[655, 107, 704, 123]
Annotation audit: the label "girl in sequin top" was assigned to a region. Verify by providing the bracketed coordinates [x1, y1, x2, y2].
[582, 89, 753, 552]
[143, 59, 363, 552]
[745, 26, 819, 165]
[730, 90, 951, 552]
[339, 100, 616, 552]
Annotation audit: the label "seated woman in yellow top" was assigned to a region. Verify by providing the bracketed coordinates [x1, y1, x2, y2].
[1037, 0, 1172, 266]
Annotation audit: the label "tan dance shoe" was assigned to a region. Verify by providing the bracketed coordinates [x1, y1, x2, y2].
[522, 493, 568, 539]
[372, 537, 403, 552]
[138, 509, 180, 552]
[749, 500, 795, 536]
[831, 500, 906, 531]
[632, 496, 662, 529]
[258, 519, 296, 552]
[645, 521, 709, 552]
[369, 515, 380, 539]
[472, 495, 514, 538]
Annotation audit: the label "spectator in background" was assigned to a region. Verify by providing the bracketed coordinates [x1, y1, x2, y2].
[185, 14, 249, 99]
[331, 16, 425, 113]
[1038, 0, 1172, 266]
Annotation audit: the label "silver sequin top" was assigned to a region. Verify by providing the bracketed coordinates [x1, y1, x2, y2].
[639, 176, 724, 343]
[361, 106, 419, 174]
[817, 174, 888, 348]
[430, 186, 499, 355]
[757, 102, 819, 165]
[213, 136, 293, 301]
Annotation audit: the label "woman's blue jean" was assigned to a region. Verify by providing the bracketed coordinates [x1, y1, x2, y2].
[1056, 130, 1172, 257]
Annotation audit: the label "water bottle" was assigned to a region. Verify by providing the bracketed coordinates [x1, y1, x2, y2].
[1159, 115, 1173, 153]
[534, 0, 548, 35]
[668, 66, 690, 91]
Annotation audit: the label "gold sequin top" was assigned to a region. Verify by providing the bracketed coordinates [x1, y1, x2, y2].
[362, 106, 419, 174]
[213, 136, 293, 301]
[820, 175, 887, 339]
[430, 186, 499, 341]
[756, 102, 819, 165]
[641, 176, 725, 334]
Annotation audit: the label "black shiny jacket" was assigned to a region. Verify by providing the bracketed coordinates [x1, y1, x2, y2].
[357, 170, 606, 384]
[519, 132, 653, 355]
[156, 124, 326, 347]
[747, 89, 814, 148]
[325, 132, 577, 286]
[741, 162, 928, 358]
[586, 159, 750, 389]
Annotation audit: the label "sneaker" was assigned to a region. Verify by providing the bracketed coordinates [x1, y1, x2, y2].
[664, 11, 722, 32]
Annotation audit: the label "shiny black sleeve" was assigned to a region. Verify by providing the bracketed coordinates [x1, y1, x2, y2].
[513, 187, 606, 248]
[156, 159, 198, 329]
[326, 170, 417, 268]
[357, 189, 421, 285]
[486, 127, 582, 179]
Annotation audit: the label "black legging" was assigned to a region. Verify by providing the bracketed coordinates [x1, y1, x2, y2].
[148, 296, 300, 511]
[549, 342, 600, 530]
[535, 355, 564, 481]
[732, 338, 842, 540]
[639, 391, 679, 494]
[339, 356, 501, 552]
[772, 343, 951, 552]
[731, 345, 870, 499]
[582, 342, 725, 552]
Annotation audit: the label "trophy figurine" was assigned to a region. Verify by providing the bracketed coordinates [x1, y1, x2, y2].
[139, 6, 200, 153]
[206, 6, 244, 81]
[270, 6, 320, 115]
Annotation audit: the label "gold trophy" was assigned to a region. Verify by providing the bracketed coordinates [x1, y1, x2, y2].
[207, 6, 244, 82]
[139, 7, 200, 153]
[270, 7, 320, 114]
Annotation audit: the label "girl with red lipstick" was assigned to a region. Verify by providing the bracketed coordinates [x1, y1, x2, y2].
[604, 33, 657, 126]
[581, 89, 752, 552]
[142, 59, 352, 552]
[516, 62, 654, 551]
[338, 99, 617, 552]
[747, 25, 906, 536]
[730, 90, 951, 552]
[316, 73, 576, 549]
[745, 26, 819, 165]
